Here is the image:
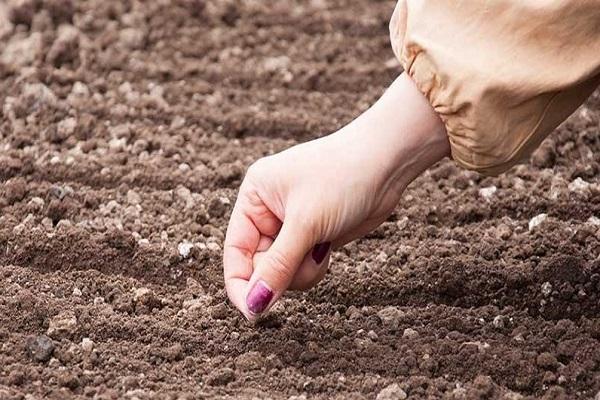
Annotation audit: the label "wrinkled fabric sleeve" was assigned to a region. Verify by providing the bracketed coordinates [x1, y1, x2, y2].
[389, 0, 600, 175]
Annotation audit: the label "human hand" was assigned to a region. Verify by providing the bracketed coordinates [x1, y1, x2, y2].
[223, 73, 450, 319]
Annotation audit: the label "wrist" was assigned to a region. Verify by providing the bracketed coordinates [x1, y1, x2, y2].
[335, 73, 450, 191]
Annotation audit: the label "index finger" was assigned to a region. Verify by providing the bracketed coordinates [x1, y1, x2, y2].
[223, 198, 260, 319]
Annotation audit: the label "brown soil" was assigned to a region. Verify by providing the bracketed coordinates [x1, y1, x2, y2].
[1, 0, 600, 399]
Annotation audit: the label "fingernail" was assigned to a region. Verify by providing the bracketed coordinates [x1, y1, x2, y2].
[246, 280, 274, 315]
[312, 242, 331, 264]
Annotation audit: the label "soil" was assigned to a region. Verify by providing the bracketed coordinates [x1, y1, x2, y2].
[1, 0, 600, 399]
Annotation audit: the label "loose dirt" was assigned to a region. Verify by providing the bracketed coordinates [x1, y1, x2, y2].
[1, 0, 599, 399]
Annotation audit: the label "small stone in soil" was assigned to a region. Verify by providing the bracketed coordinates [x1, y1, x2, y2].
[492, 315, 505, 329]
[402, 328, 419, 339]
[47, 312, 78, 338]
[376, 383, 407, 400]
[568, 177, 590, 193]
[541, 282, 552, 297]
[49, 185, 73, 200]
[478, 185, 497, 200]
[377, 306, 405, 330]
[528, 213, 547, 231]
[126, 189, 142, 205]
[26, 335, 55, 362]
[178, 241, 193, 258]
[81, 338, 94, 354]
[206, 367, 235, 386]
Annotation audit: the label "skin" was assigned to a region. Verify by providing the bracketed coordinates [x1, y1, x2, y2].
[223, 73, 451, 320]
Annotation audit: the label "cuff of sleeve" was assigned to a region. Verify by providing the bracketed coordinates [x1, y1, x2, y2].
[389, 0, 600, 176]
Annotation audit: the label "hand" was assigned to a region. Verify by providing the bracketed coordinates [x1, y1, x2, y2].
[223, 73, 450, 319]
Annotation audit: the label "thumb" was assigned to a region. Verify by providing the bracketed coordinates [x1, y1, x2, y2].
[245, 219, 315, 317]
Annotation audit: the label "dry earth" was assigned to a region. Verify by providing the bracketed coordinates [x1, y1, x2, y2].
[1, 0, 600, 399]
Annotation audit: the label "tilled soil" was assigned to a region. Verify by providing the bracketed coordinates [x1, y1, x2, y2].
[1, 1, 600, 399]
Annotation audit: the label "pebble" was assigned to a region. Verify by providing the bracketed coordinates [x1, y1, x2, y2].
[528, 213, 547, 231]
[57, 118, 77, 140]
[81, 338, 94, 354]
[1, 32, 43, 67]
[41, 217, 54, 230]
[26, 335, 55, 362]
[492, 315, 505, 329]
[587, 216, 600, 226]
[119, 27, 146, 50]
[376, 383, 407, 400]
[47, 312, 78, 338]
[170, 116, 186, 129]
[367, 330, 379, 341]
[175, 186, 194, 208]
[541, 282, 553, 297]
[178, 241, 193, 258]
[72, 287, 82, 296]
[71, 81, 90, 98]
[402, 328, 419, 339]
[375, 251, 388, 263]
[109, 137, 127, 152]
[22, 82, 58, 109]
[568, 177, 590, 193]
[178, 163, 191, 172]
[126, 189, 141, 205]
[478, 185, 497, 200]
[50, 185, 73, 200]
[377, 306, 404, 330]
[263, 55, 290, 72]
[27, 196, 44, 212]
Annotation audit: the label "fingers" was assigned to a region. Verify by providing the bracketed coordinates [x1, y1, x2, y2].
[223, 202, 260, 316]
[254, 236, 331, 291]
[244, 219, 316, 317]
[287, 249, 330, 291]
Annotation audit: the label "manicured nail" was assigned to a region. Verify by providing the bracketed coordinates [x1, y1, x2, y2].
[246, 280, 273, 315]
[312, 242, 331, 264]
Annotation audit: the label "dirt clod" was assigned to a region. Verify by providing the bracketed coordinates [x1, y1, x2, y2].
[1, 0, 599, 398]
[206, 367, 235, 386]
[376, 383, 407, 400]
[47, 312, 78, 339]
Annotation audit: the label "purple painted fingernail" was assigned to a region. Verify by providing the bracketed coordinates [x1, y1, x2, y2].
[246, 280, 274, 315]
[312, 242, 331, 264]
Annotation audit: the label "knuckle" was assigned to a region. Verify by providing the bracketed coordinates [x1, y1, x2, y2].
[265, 247, 296, 280]
[246, 158, 269, 179]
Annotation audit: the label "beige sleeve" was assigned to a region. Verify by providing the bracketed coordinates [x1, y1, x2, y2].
[389, 0, 600, 175]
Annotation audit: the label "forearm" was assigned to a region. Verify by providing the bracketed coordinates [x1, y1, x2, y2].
[332, 73, 450, 192]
